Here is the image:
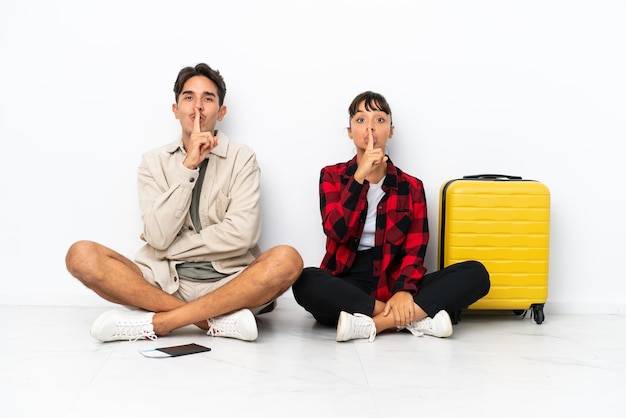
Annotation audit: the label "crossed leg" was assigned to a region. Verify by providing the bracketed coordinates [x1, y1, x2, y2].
[65, 240, 303, 336]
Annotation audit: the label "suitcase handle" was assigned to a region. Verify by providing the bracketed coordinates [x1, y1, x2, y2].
[463, 174, 522, 180]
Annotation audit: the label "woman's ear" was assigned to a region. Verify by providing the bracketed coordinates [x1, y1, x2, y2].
[347, 127, 353, 139]
[389, 125, 394, 138]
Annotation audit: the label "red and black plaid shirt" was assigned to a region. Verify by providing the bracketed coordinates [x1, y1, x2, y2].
[319, 156, 429, 302]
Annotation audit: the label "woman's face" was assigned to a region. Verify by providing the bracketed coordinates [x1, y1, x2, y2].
[348, 100, 394, 151]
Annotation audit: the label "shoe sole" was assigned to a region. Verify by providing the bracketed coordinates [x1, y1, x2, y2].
[336, 311, 349, 342]
[252, 300, 277, 315]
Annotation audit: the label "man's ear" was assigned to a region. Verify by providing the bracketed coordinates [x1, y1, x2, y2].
[217, 105, 228, 121]
[172, 103, 180, 119]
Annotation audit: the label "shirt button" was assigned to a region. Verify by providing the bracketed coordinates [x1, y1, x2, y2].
[173, 277, 178, 282]
[188, 226, 193, 231]
[189, 177, 195, 183]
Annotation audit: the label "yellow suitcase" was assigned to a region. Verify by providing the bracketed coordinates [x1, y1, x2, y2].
[438, 175, 550, 324]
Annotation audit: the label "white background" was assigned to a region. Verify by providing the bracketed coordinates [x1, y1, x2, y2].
[0, 0, 624, 313]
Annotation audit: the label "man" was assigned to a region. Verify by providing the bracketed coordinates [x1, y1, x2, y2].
[66, 63, 303, 342]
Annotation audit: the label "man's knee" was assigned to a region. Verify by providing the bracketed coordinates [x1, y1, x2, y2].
[65, 240, 100, 277]
[262, 245, 304, 283]
[270, 245, 304, 276]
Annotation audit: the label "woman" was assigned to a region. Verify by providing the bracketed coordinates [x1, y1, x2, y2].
[292, 91, 490, 342]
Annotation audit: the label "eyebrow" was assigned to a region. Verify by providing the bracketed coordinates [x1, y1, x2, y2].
[355, 109, 386, 115]
[181, 90, 217, 98]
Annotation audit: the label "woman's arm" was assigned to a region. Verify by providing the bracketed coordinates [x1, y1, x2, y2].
[319, 166, 368, 244]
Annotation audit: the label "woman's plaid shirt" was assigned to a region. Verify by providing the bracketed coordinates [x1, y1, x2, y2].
[318, 156, 429, 302]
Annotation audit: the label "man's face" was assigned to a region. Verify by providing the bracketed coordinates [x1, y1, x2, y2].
[172, 75, 226, 138]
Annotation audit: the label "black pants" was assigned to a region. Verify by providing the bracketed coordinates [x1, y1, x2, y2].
[292, 250, 490, 326]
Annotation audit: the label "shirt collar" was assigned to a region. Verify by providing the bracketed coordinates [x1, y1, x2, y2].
[345, 155, 399, 189]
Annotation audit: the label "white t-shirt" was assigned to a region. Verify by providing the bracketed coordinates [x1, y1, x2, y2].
[358, 177, 386, 251]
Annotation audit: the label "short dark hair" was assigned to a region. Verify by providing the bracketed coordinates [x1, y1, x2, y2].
[348, 91, 393, 126]
[173, 63, 227, 106]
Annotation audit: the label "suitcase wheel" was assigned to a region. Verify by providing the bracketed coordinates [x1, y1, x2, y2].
[531, 304, 545, 325]
[511, 305, 545, 324]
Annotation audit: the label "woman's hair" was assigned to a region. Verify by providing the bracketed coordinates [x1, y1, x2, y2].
[173, 63, 227, 106]
[348, 91, 393, 125]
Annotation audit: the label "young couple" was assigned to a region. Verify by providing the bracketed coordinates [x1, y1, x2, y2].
[65, 63, 490, 344]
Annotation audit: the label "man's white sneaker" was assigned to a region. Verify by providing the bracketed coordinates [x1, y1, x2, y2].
[405, 310, 453, 338]
[336, 311, 376, 342]
[90, 310, 157, 342]
[207, 309, 258, 341]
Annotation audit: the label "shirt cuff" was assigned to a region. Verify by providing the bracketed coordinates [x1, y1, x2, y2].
[177, 162, 200, 188]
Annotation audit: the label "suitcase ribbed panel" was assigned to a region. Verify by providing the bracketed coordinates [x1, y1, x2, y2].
[438, 179, 550, 310]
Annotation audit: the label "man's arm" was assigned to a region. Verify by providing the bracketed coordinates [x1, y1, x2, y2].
[158, 156, 261, 262]
[137, 152, 197, 250]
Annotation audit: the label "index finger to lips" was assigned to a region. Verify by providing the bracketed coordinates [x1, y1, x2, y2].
[367, 128, 374, 150]
[193, 109, 201, 133]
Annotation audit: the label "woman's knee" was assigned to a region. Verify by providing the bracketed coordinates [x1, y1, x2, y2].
[463, 260, 491, 292]
[291, 267, 320, 298]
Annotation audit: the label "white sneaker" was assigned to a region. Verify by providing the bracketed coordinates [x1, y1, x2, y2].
[336, 311, 376, 342]
[90, 310, 157, 342]
[207, 309, 258, 341]
[405, 310, 453, 338]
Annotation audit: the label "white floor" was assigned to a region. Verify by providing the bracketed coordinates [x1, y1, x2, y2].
[2, 293, 625, 418]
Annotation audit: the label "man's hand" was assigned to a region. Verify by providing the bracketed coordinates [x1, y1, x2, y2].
[183, 109, 218, 169]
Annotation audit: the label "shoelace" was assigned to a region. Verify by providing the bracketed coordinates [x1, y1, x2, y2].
[403, 319, 427, 337]
[405, 325, 425, 337]
[112, 321, 157, 342]
[207, 317, 240, 337]
[353, 313, 376, 342]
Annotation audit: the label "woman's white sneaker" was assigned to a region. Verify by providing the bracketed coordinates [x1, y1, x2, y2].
[405, 310, 453, 338]
[336, 311, 376, 342]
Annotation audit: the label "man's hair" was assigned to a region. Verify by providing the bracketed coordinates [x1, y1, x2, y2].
[348, 91, 393, 126]
[173, 63, 227, 106]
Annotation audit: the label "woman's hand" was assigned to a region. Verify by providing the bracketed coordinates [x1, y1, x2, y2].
[354, 128, 388, 183]
[382, 291, 418, 328]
